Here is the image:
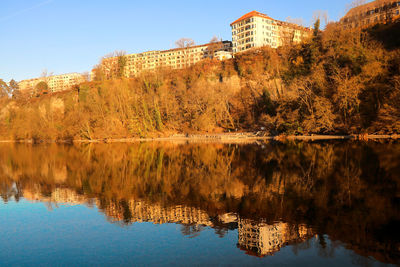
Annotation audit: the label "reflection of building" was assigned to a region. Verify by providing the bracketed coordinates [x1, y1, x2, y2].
[94, 41, 233, 80]
[340, 0, 400, 29]
[18, 73, 86, 94]
[102, 198, 315, 258]
[23, 187, 87, 206]
[103, 199, 214, 226]
[20, 183, 315, 259]
[51, 188, 87, 205]
[237, 219, 314, 257]
[231, 11, 312, 53]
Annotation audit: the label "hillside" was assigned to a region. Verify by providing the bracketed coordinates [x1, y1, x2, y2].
[1, 21, 400, 141]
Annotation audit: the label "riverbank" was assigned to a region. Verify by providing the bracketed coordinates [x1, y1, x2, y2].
[1, 133, 399, 144]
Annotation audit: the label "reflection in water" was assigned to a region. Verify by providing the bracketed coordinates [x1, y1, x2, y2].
[237, 219, 314, 257]
[0, 141, 399, 264]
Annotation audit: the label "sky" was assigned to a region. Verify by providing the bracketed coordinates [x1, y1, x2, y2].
[0, 0, 357, 82]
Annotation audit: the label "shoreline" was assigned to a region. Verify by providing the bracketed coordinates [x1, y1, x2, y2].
[0, 133, 399, 144]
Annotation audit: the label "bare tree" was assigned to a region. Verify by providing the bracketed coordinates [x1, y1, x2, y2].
[312, 10, 329, 27]
[0, 79, 10, 98]
[346, 0, 367, 12]
[40, 69, 53, 83]
[103, 50, 127, 59]
[174, 38, 196, 68]
[82, 72, 90, 82]
[175, 38, 195, 48]
[286, 16, 305, 26]
[100, 50, 127, 79]
[209, 36, 221, 43]
[207, 36, 224, 59]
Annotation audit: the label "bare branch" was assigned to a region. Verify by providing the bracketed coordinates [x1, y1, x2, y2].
[175, 38, 195, 48]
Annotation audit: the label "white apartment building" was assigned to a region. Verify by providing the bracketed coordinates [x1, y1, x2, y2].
[231, 11, 312, 53]
[18, 73, 86, 94]
[95, 41, 233, 80]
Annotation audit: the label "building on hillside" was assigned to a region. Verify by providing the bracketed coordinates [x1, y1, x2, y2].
[93, 41, 233, 80]
[340, 0, 400, 29]
[230, 11, 312, 53]
[18, 73, 86, 94]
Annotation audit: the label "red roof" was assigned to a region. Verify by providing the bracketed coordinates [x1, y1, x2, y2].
[230, 11, 274, 26]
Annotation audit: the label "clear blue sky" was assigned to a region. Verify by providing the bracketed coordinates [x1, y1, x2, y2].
[0, 0, 356, 82]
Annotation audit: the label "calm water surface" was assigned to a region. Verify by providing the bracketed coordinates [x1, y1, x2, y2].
[0, 141, 399, 266]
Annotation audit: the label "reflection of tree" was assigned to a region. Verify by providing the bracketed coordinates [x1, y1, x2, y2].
[0, 142, 399, 264]
[214, 227, 228, 238]
[180, 224, 204, 239]
[120, 199, 133, 224]
[317, 234, 337, 259]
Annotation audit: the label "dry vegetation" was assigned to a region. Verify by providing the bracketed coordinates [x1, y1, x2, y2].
[1, 21, 400, 140]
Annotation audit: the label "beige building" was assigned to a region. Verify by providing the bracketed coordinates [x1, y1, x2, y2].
[231, 11, 312, 53]
[18, 73, 86, 94]
[341, 0, 400, 29]
[93, 41, 233, 80]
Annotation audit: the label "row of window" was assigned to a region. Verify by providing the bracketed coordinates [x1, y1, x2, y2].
[262, 31, 273, 37]
[233, 24, 256, 34]
[348, 9, 400, 27]
[127, 54, 203, 63]
[126, 48, 210, 59]
[232, 18, 255, 29]
[232, 17, 276, 30]
[233, 37, 255, 46]
[262, 25, 272, 30]
[233, 24, 305, 37]
[123, 62, 201, 73]
[260, 18, 274, 24]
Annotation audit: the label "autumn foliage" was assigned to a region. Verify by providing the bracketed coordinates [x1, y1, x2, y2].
[1, 21, 400, 140]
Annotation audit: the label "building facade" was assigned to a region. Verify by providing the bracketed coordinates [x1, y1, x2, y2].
[341, 0, 400, 29]
[18, 73, 86, 94]
[93, 41, 233, 80]
[231, 11, 312, 53]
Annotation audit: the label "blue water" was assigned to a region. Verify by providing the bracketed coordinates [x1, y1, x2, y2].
[0, 142, 399, 266]
[0, 199, 394, 267]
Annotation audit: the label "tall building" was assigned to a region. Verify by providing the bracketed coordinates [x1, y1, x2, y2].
[341, 0, 400, 29]
[18, 73, 86, 94]
[230, 11, 312, 53]
[93, 41, 233, 80]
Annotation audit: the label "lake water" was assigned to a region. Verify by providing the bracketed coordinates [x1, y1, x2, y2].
[0, 141, 399, 266]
